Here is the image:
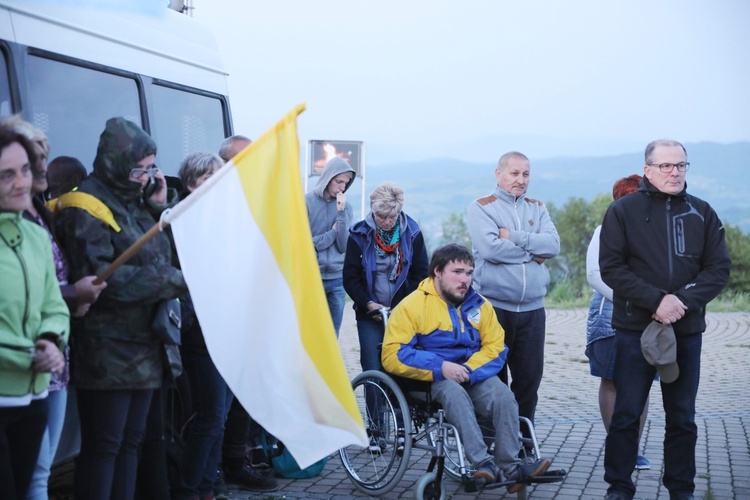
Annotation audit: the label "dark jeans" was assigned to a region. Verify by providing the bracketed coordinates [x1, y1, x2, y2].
[357, 318, 387, 430]
[494, 307, 546, 434]
[74, 388, 153, 500]
[0, 398, 48, 500]
[323, 277, 346, 338]
[178, 350, 233, 496]
[605, 329, 702, 498]
[135, 388, 170, 499]
[222, 397, 274, 473]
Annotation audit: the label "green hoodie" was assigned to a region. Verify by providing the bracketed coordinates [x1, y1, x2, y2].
[0, 212, 70, 398]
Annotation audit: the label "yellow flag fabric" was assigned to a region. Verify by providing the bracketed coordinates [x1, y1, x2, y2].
[168, 104, 367, 468]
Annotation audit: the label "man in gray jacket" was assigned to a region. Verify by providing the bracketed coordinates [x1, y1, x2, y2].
[305, 156, 356, 337]
[467, 151, 560, 443]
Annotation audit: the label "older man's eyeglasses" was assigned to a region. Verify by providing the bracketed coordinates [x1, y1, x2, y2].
[129, 166, 159, 179]
[646, 162, 690, 173]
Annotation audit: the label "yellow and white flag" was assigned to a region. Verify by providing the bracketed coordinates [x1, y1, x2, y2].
[167, 104, 367, 468]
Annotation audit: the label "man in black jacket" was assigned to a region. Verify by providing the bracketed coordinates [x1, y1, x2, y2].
[599, 139, 731, 500]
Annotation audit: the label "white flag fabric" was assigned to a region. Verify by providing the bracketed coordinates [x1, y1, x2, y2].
[167, 104, 367, 468]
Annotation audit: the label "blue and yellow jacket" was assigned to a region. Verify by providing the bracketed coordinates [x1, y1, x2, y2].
[381, 278, 507, 385]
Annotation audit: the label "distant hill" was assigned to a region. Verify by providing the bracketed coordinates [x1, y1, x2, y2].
[341, 141, 750, 244]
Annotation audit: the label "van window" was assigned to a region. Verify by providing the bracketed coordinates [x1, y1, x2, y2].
[149, 83, 226, 176]
[0, 49, 11, 118]
[25, 54, 141, 170]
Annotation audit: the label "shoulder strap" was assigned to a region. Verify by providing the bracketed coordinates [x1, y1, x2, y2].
[47, 191, 122, 233]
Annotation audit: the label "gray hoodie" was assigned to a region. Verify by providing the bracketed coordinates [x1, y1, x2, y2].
[305, 157, 356, 279]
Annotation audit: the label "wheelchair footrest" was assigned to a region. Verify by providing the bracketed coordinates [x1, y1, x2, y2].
[529, 468, 567, 484]
[463, 468, 567, 493]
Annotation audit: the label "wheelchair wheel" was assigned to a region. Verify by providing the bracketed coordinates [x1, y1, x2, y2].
[340, 370, 412, 496]
[414, 471, 445, 500]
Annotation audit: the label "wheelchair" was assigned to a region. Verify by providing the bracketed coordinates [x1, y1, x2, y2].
[339, 369, 567, 499]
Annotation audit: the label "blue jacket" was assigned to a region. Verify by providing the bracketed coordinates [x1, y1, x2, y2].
[343, 212, 428, 320]
[381, 278, 507, 385]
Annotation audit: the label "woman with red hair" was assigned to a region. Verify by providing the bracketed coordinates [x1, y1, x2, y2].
[585, 174, 652, 471]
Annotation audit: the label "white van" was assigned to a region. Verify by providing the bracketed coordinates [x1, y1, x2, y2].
[0, 0, 232, 177]
[0, 0, 231, 468]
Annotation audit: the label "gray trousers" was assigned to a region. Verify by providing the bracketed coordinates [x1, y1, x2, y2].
[431, 376, 521, 473]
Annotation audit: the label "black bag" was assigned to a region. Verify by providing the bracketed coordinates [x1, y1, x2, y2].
[152, 298, 182, 345]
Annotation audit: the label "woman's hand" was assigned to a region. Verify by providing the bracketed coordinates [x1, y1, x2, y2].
[32, 339, 65, 374]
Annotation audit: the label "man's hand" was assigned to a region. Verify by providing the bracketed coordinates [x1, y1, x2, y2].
[336, 192, 347, 212]
[32, 339, 65, 374]
[498, 227, 510, 239]
[532, 256, 546, 264]
[653, 294, 687, 325]
[74, 276, 107, 305]
[441, 361, 469, 383]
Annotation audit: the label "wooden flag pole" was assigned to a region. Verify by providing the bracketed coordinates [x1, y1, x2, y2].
[93, 220, 168, 285]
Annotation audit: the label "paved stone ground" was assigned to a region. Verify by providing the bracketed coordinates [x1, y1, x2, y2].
[51, 307, 750, 499]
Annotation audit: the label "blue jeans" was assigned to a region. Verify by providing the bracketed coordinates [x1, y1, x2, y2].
[178, 350, 234, 497]
[74, 388, 153, 500]
[357, 318, 386, 429]
[494, 307, 546, 433]
[323, 278, 346, 338]
[604, 329, 702, 498]
[26, 388, 67, 500]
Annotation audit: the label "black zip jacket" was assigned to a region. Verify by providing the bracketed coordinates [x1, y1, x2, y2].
[599, 177, 730, 335]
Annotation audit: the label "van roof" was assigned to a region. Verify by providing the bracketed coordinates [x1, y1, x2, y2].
[0, 0, 228, 94]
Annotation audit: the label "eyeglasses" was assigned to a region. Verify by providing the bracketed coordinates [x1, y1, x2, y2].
[646, 162, 690, 173]
[129, 166, 159, 179]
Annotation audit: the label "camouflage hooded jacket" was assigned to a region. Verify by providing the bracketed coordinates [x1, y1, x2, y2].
[54, 117, 187, 390]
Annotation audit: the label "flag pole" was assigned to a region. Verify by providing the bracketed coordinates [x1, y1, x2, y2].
[93, 103, 307, 286]
[93, 220, 168, 285]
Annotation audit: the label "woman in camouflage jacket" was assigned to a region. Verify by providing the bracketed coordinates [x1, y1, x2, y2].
[55, 117, 187, 500]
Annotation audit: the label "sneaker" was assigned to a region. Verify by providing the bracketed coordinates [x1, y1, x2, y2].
[223, 464, 279, 492]
[368, 434, 388, 454]
[635, 455, 651, 470]
[248, 447, 271, 469]
[472, 458, 500, 484]
[506, 458, 552, 494]
[396, 429, 405, 456]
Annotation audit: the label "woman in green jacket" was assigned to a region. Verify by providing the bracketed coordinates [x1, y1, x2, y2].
[0, 126, 69, 499]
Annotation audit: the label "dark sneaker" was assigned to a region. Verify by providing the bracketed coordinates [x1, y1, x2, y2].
[472, 458, 500, 484]
[213, 466, 228, 499]
[605, 491, 631, 500]
[249, 447, 271, 469]
[396, 428, 405, 456]
[224, 464, 279, 492]
[635, 455, 651, 470]
[506, 458, 552, 494]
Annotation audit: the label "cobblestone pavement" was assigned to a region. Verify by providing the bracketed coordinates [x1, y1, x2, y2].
[236, 307, 750, 500]
[50, 307, 750, 499]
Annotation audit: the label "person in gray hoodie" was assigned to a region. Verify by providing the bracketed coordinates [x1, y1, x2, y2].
[305, 156, 356, 337]
[466, 151, 560, 445]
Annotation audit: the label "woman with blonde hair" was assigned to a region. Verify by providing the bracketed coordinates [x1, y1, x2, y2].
[343, 182, 428, 452]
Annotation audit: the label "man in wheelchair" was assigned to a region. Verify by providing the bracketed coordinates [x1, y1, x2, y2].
[381, 243, 553, 493]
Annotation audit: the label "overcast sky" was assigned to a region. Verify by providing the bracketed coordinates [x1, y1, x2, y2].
[193, 1, 750, 160]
